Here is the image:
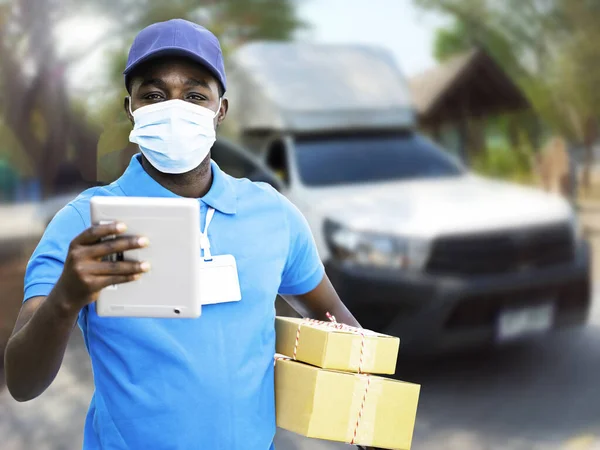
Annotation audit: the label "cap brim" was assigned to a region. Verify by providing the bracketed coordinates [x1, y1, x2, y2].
[123, 47, 225, 92]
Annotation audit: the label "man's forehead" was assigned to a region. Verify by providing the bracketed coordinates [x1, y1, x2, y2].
[134, 57, 216, 84]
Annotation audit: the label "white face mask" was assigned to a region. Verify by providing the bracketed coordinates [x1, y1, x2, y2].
[128, 98, 221, 174]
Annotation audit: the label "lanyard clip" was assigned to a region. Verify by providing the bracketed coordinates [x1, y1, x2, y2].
[201, 235, 213, 261]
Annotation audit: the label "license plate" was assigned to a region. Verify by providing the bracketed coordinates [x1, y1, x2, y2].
[497, 303, 554, 342]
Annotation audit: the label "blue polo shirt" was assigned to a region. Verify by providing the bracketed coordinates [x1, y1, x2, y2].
[24, 155, 324, 450]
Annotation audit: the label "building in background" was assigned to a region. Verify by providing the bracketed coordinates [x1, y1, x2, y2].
[409, 48, 532, 163]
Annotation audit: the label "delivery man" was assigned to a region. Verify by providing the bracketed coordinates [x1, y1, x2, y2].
[4, 19, 374, 450]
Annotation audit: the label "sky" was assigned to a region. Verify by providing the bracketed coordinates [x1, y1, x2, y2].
[298, 0, 448, 76]
[57, 0, 447, 91]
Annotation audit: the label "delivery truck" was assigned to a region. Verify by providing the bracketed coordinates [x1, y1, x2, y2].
[223, 41, 591, 353]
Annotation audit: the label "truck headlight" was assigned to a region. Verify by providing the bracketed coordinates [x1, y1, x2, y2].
[324, 220, 430, 270]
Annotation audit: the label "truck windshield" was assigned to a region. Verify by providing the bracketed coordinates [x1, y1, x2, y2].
[294, 133, 465, 187]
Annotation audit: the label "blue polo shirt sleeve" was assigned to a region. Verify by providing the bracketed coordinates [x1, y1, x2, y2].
[278, 195, 324, 296]
[24, 204, 87, 302]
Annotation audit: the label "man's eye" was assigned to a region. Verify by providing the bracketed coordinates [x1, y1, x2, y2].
[144, 93, 164, 100]
[187, 94, 206, 101]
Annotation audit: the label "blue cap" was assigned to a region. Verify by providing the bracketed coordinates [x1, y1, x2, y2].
[124, 19, 227, 92]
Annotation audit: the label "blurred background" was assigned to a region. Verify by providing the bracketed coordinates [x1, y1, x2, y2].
[2, 0, 600, 449]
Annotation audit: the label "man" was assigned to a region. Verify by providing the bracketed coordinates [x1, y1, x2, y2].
[4, 19, 365, 450]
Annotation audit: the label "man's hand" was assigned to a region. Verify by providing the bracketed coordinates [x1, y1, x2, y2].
[4, 221, 150, 402]
[53, 221, 150, 315]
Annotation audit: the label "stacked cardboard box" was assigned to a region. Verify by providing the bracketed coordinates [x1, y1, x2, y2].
[274, 317, 420, 450]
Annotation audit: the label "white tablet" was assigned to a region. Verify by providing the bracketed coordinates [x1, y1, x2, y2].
[90, 196, 201, 319]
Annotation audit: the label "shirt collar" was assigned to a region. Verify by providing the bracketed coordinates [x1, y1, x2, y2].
[117, 154, 237, 215]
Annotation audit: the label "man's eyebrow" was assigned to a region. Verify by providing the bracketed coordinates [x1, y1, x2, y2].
[185, 78, 211, 89]
[140, 78, 168, 89]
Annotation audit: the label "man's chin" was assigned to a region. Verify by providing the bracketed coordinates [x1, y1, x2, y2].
[179, 152, 211, 176]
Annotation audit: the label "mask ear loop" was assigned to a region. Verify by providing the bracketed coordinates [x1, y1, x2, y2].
[214, 98, 222, 118]
[128, 96, 134, 116]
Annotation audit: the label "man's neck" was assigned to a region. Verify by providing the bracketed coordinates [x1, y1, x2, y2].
[140, 155, 213, 199]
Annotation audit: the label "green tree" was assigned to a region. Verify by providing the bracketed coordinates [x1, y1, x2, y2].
[416, 0, 600, 188]
[433, 18, 519, 77]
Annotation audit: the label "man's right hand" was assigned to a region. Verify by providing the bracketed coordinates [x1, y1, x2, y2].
[53, 222, 150, 315]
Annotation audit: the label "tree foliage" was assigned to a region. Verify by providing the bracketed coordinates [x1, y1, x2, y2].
[416, 0, 600, 143]
[433, 17, 519, 78]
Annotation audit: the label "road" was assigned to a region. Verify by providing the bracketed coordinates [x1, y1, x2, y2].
[2, 292, 600, 450]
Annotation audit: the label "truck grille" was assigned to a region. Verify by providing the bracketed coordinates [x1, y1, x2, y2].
[426, 223, 575, 276]
[445, 278, 589, 330]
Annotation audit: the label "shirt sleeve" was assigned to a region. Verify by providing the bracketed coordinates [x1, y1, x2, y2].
[23, 204, 87, 302]
[278, 194, 325, 296]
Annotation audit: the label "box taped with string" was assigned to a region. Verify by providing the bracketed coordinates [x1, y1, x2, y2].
[275, 357, 420, 449]
[275, 316, 400, 374]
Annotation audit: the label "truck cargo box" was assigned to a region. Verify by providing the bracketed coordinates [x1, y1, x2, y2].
[226, 42, 416, 134]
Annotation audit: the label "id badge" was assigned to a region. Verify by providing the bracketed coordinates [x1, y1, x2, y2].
[199, 254, 242, 305]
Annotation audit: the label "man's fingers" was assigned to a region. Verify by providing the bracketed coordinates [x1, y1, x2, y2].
[83, 236, 150, 259]
[86, 260, 151, 276]
[96, 274, 143, 290]
[74, 222, 128, 246]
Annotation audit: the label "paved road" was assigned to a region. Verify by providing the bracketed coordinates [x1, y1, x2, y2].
[2, 292, 600, 450]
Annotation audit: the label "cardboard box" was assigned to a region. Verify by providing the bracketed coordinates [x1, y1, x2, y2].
[275, 358, 420, 449]
[276, 316, 400, 374]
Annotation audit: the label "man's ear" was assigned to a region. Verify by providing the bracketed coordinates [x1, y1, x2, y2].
[216, 97, 229, 128]
[124, 97, 134, 125]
